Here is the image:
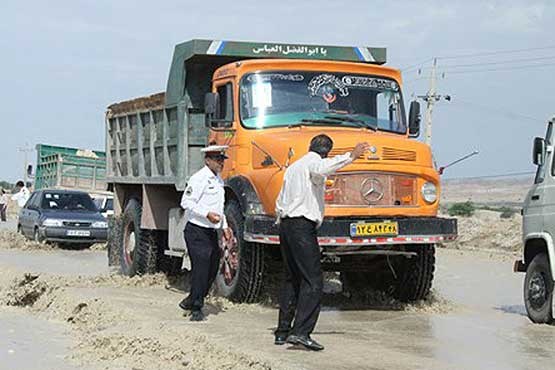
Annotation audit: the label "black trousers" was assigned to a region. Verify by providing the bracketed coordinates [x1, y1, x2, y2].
[277, 217, 323, 337]
[184, 222, 221, 311]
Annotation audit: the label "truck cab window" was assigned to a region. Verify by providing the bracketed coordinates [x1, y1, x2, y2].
[216, 83, 233, 122]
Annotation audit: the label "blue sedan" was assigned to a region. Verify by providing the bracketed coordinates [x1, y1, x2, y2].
[18, 189, 108, 247]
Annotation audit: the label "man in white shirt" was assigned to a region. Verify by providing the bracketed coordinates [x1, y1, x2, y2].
[274, 134, 368, 351]
[11, 181, 30, 208]
[0, 189, 8, 222]
[179, 145, 233, 321]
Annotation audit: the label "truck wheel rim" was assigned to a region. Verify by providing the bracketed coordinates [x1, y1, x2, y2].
[124, 227, 136, 265]
[221, 236, 239, 286]
[529, 272, 548, 309]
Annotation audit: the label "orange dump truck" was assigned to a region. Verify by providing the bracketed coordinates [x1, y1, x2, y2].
[106, 39, 457, 302]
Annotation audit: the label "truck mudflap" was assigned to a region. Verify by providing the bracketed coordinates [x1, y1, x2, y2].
[244, 216, 457, 246]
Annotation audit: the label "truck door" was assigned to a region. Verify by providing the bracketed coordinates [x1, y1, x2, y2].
[210, 80, 236, 176]
[524, 122, 553, 236]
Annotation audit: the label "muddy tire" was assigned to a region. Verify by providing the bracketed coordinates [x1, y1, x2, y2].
[392, 245, 435, 302]
[107, 216, 122, 267]
[215, 199, 264, 303]
[119, 199, 158, 276]
[33, 227, 45, 244]
[342, 245, 435, 302]
[524, 253, 554, 324]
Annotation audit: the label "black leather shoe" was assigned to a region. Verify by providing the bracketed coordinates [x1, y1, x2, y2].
[179, 297, 192, 311]
[286, 335, 324, 351]
[190, 310, 205, 322]
[274, 334, 288, 345]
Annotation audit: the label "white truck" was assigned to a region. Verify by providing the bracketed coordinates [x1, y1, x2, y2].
[515, 116, 555, 323]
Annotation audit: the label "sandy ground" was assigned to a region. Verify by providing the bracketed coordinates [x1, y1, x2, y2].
[1, 226, 554, 370]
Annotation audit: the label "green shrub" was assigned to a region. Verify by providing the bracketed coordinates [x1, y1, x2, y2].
[499, 207, 516, 219]
[448, 201, 475, 217]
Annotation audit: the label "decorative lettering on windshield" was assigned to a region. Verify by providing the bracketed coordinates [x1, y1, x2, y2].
[246, 74, 304, 83]
[341, 76, 399, 91]
[307, 74, 350, 102]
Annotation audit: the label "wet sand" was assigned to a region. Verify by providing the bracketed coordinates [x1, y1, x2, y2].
[0, 235, 554, 369]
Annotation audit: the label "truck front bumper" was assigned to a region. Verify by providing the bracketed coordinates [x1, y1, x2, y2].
[244, 216, 457, 246]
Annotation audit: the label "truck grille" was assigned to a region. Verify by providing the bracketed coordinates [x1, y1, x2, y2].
[329, 147, 416, 162]
[325, 172, 417, 207]
[63, 221, 92, 228]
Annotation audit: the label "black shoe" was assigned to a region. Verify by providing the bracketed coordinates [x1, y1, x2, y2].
[286, 335, 324, 351]
[190, 310, 205, 322]
[179, 297, 192, 311]
[274, 333, 288, 345]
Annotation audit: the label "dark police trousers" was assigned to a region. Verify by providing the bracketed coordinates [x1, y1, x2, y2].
[184, 222, 221, 311]
[277, 217, 323, 337]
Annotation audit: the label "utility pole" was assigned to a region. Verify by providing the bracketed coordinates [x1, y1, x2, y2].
[18, 144, 33, 185]
[417, 58, 451, 146]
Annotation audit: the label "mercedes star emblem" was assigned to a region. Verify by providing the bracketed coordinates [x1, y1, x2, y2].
[360, 177, 385, 204]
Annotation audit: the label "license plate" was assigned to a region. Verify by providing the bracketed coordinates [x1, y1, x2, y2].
[350, 221, 398, 237]
[66, 230, 91, 237]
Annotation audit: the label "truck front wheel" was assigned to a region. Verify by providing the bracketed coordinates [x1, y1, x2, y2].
[215, 199, 264, 303]
[118, 199, 158, 276]
[341, 244, 435, 302]
[524, 253, 554, 324]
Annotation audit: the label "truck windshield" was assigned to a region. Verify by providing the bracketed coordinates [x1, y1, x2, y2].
[240, 71, 406, 133]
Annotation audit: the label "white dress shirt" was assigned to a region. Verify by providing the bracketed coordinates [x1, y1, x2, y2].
[276, 151, 353, 227]
[11, 187, 30, 207]
[180, 166, 228, 229]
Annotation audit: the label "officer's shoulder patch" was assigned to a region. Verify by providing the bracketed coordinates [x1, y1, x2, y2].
[185, 186, 193, 196]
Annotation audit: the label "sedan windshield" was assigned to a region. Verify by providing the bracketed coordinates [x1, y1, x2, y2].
[240, 71, 406, 133]
[41, 192, 98, 212]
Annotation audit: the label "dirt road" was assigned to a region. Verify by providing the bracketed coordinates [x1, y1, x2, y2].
[0, 230, 554, 370]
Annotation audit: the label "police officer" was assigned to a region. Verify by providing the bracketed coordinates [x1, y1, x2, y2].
[179, 145, 233, 321]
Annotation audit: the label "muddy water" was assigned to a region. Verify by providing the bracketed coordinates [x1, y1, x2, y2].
[0, 308, 82, 370]
[1, 246, 554, 370]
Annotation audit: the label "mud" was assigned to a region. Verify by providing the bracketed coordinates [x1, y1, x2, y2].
[1, 229, 554, 370]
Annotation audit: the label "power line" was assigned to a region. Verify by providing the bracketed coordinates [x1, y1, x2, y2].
[441, 62, 555, 74]
[399, 58, 434, 72]
[446, 171, 535, 181]
[423, 55, 555, 69]
[437, 45, 555, 60]
[444, 97, 544, 123]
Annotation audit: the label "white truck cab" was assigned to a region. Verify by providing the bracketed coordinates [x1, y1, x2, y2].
[515, 117, 555, 324]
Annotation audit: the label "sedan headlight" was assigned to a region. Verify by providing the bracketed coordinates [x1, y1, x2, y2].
[92, 221, 108, 228]
[42, 219, 63, 227]
[421, 182, 437, 203]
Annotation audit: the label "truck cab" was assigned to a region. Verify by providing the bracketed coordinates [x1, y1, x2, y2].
[516, 117, 555, 323]
[105, 40, 457, 303]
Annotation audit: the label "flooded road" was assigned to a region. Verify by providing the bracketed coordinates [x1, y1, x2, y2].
[0, 241, 553, 370]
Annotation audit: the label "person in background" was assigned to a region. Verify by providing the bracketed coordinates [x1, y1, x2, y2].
[11, 181, 30, 208]
[0, 189, 8, 222]
[274, 134, 369, 351]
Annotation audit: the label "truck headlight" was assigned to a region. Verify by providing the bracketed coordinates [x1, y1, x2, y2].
[42, 219, 63, 227]
[421, 182, 437, 203]
[92, 221, 108, 228]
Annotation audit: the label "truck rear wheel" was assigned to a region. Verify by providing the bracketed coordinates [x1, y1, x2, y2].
[119, 199, 158, 276]
[215, 199, 264, 303]
[524, 253, 554, 324]
[341, 245, 435, 302]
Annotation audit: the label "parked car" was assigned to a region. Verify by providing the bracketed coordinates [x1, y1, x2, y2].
[17, 189, 108, 247]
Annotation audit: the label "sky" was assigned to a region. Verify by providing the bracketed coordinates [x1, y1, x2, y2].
[1, 0, 554, 182]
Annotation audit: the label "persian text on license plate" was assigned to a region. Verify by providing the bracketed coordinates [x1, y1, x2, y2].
[350, 222, 398, 237]
[66, 230, 91, 237]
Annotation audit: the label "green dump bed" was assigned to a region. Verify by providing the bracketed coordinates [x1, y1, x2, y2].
[35, 144, 107, 193]
[105, 39, 387, 191]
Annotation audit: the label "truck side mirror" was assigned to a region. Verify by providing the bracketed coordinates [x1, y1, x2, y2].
[408, 100, 421, 137]
[533, 137, 546, 166]
[204, 92, 219, 127]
